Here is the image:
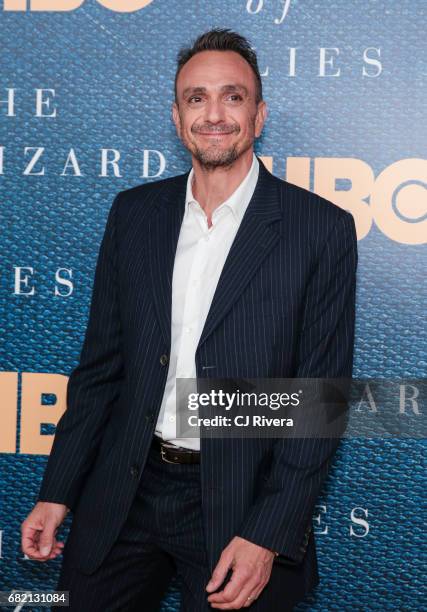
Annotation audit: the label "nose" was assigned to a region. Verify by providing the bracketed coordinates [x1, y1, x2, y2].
[204, 98, 225, 124]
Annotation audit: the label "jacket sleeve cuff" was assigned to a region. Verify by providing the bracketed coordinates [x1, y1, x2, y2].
[236, 513, 313, 565]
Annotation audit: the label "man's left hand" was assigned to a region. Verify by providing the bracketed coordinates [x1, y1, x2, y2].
[205, 535, 275, 609]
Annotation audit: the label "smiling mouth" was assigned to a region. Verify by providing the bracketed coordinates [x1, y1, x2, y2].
[198, 131, 234, 136]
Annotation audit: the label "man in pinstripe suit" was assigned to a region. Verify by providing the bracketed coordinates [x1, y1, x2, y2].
[22, 29, 358, 611]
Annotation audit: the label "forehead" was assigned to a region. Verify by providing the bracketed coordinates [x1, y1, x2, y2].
[176, 50, 257, 96]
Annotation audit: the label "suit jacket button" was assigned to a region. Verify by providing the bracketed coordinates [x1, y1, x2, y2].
[130, 464, 139, 478]
[160, 354, 169, 366]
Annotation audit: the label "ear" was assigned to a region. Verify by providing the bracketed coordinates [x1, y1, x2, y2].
[172, 102, 182, 137]
[254, 100, 267, 138]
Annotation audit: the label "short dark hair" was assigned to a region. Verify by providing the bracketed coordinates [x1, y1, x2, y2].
[174, 28, 263, 105]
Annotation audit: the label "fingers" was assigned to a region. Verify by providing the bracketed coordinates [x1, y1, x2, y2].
[209, 575, 261, 609]
[208, 564, 251, 602]
[38, 523, 56, 557]
[46, 540, 65, 560]
[22, 533, 64, 561]
[21, 525, 43, 559]
[39, 539, 65, 561]
[21, 502, 68, 563]
[210, 581, 265, 610]
[242, 584, 264, 608]
[208, 561, 271, 609]
[205, 550, 233, 593]
[22, 521, 62, 561]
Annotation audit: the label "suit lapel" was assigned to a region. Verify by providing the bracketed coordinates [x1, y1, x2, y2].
[197, 158, 282, 349]
[147, 156, 282, 350]
[147, 173, 188, 348]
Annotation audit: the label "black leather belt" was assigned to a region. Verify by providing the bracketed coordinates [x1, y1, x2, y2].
[151, 435, 200, 464]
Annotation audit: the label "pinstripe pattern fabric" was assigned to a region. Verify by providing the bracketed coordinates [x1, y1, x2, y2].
[53, 443, 310, 611]
[37, 156, 357, 605]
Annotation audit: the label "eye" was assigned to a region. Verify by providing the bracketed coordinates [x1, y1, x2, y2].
[227, 94, 243, 102]
[188, 96, 203, 104]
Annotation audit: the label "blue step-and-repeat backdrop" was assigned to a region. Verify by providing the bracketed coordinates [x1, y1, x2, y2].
[0, 1, 426, 610]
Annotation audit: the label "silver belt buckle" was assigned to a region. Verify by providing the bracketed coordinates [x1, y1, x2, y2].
[160, 442, 180, 464]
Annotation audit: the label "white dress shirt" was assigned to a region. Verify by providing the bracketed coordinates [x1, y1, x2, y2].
[155, 153, 260, 449]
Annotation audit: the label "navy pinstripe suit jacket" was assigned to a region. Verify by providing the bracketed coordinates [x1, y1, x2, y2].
[38, 156, 358, 593]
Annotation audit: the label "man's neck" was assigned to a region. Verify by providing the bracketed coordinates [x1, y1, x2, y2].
[191, 149, 254, 223]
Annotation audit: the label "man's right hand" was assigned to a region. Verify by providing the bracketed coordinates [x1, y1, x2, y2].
[21, 501, 69, 562]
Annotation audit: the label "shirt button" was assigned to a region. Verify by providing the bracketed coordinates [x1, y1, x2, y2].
[169, 416, 176, 422]
[185, 327, 192, 333]
[160, 354, 169, 366]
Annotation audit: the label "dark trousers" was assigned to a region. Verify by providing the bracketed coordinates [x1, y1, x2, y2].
[53, 443, 303, 612]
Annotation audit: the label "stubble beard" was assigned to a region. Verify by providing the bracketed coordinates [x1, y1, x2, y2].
[191, 141, 240, 171]
[182, 122, 253, 171]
